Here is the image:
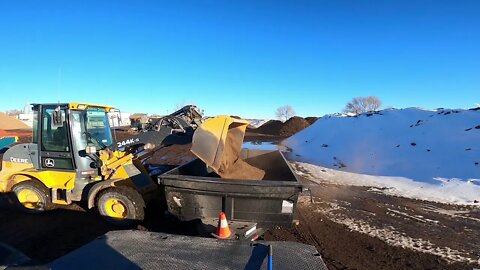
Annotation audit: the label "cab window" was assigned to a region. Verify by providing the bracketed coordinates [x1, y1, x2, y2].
[41, 108, 70, 152]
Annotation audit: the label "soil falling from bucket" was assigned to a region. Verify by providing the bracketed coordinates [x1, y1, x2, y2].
[217, 123, 265, 180]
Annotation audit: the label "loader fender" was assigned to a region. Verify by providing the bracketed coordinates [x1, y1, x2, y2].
[1, 170, 75, 193]
[3, 173, 37, 192]
[87, 179, 145, 209]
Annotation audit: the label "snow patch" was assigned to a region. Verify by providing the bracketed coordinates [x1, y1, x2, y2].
[247, 119, 269, 128]
[422, 205, 480, 222]
[293, 162, 480, 205]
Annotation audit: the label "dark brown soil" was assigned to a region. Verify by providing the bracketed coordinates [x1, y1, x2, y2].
[217, 128, 265, 180]
[0, 202, 115, 263]
[265, 181, 480, 270]
[305, 116, 319, 125]
[0, 197, 202, 264]
[249, 117, 312, 137]
[219, 158, 265, 180]
[145, 143, 196, 166]
[266, 208, 472, 270]
[249, 120, 284, 135]
[278, 116, 310, 137]
[243, 131, 287, 142]
[112, 128, 137, 142]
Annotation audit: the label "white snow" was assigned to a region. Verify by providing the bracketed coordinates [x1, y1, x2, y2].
[246, 119, 269, 128]
[284, 108, 480, 204]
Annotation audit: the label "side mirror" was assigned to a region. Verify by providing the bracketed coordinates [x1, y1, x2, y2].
[52, 108, 64, 127]
[86, 145, 97, 154]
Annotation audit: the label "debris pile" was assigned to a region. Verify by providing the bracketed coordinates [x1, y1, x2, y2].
[278, 117, 310, 137]
[305, 117, 319, 125]
[251, 120, 284, 135]
[250, 116, 319, 137]
[0, 113, 30, 131]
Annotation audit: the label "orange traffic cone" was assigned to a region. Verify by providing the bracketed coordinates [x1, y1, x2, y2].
[212, 212, 232, 239]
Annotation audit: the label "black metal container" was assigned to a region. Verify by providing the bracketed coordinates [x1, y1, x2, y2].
[157, 149, 303, 230]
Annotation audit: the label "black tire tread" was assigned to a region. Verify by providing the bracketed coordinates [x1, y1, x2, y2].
[97, 186, 145, 226]
[11, 180, 54, 213]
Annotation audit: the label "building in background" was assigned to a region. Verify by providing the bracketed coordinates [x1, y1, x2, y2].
[18, 104, 34, 127]
[108, 112, 131, 127]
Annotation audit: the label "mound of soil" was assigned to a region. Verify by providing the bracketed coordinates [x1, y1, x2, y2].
[279, 117, 310, 137]
[250, 120, 284, 135]
[0, 113, 30, 130]
[305, 117, 319, 125]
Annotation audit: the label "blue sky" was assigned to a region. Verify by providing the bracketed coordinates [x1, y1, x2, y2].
[0, 1, 479, 118]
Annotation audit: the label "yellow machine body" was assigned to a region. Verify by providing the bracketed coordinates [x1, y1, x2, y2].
[0, 103, 249, 222]
[0, 164, 76, 192]
[0, 103, 141, 203]
[190, 116, 249, 174]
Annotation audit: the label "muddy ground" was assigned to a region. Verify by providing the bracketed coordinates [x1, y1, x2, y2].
[0, 131, 479, 269]
[266, 181, 480, 270]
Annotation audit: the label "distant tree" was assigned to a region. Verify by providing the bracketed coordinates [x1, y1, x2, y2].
[276, 105, 296, 122]
[343, 96, 382, 114]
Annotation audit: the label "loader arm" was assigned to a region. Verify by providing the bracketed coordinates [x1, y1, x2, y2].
[111, 115, 251, 176]
[111, 116, 195, 152]
[141, 105, 203, 132]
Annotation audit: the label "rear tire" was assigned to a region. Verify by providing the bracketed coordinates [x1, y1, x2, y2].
[97, 186, 145, 226]
[12, 180, 53, 213]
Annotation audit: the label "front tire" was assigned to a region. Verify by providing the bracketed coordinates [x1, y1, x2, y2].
[12, 180, 53, 213]
[97, 186, 145, 226]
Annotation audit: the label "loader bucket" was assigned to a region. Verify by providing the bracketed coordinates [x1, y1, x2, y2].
[191, 116, 249, 173]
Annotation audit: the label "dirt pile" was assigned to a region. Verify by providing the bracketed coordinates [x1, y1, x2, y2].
[249, 117, 315, 137]
[250, 120, 284, 135]
[219, 158, 265, 180]
[278, 117, 310, 137]
[0, 113, 30, 130]
[305, 117, 319, 125]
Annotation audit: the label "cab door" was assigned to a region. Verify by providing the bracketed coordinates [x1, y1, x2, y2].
[38, 105, 76, 171]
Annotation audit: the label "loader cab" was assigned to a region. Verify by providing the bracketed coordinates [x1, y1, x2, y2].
[32, 103, 114, 173]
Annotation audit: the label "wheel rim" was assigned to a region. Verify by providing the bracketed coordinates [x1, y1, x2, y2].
[17, 189, 42, 210]
[104, 198, 128, 219]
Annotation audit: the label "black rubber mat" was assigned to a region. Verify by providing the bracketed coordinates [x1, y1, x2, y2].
[49, 230, 328, 270]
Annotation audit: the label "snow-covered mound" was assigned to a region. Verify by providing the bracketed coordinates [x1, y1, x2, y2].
[247, 119, 269, 128]
[284, 108, 480, 204]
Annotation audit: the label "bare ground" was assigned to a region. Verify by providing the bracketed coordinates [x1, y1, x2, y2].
[266, 179, 480, 270]
[1, 133, 479, 269]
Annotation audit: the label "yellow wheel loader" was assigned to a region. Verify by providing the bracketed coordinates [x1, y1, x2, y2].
[0, 103, 248, 225]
